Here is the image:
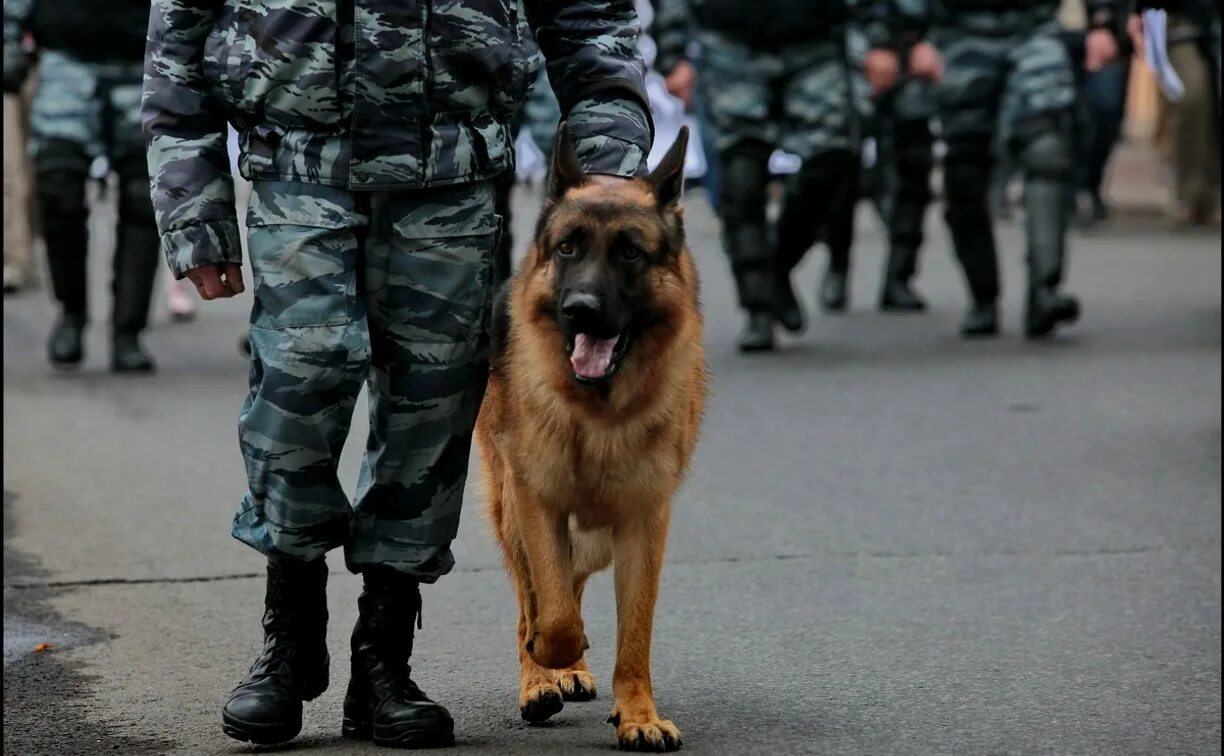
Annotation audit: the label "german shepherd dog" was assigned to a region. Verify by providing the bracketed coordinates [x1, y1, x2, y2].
[475, 124, 705, 752]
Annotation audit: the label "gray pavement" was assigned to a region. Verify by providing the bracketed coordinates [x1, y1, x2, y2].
[3, 177, 1221, 755]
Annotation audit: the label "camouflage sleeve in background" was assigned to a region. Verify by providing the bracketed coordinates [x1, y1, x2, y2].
[524, 0, 655, 177]
[651, 0, 694, 77]
[848, 0, 931, 50]
[142, 0, 241, 280]
[3, 0, 33, 92]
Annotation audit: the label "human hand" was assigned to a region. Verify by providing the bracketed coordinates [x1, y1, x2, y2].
[908, 42, 943, 81]
[865, 49, 900, 94]
[1126, 14, 1145, 59]
[183, 263, 245, 300]
[1085, 28, 1119, 72]
[665, 60, 697, 110]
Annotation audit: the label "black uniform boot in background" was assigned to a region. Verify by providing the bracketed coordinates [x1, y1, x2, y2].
[943, 137, 1002, 339]
[343, 569, 455, 749]
[110, 156, 161, 372]
[222, 559, 330, 745]
[1017, 122, 1081, 340]
[36, 139, 90, 368]
[719, 144, 782, 352]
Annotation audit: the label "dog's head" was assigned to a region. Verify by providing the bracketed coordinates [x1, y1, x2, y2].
[522, 123, 693, 388]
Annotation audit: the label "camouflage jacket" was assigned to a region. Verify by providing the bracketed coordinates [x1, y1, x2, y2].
[143, 0, 654, 278]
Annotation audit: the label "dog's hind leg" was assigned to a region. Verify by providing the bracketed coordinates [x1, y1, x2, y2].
[608, 503, 682, 752]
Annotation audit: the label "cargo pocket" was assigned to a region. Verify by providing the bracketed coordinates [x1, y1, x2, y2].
[245, 182, 360, 330]
[379, 185, 500, 361]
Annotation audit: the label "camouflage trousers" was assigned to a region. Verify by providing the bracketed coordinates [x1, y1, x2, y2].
[932, 18, 1075, 142]
[932, 16, 1077, 303]
[234, 180, 498, 581]
[697, 31, 860, 159]
[871, 76, 936, 255]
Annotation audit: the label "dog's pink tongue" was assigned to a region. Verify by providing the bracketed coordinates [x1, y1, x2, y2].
[570, 334, 617, 379]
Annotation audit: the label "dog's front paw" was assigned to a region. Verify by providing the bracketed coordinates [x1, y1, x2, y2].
[608, 710, 682, 752]
[557, 668, 597, 701]
[520, 681, 564, 724]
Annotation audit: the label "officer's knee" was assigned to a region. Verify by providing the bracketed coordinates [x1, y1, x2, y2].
[894, 121, 935, 180]
[1012, 115, 1073, 180]
[719, 141, 771, 221]
[34, 140, 89, 217]
[110, 150, 156, 227]
[118, 176, 156, 227]
[940, 137, 988, 203]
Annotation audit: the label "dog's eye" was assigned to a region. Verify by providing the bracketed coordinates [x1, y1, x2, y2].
[556, 241, 576, 258]
[620, 245, 642, 261]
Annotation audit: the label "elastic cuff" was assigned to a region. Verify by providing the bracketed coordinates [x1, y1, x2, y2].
[162, 219, 244, 279]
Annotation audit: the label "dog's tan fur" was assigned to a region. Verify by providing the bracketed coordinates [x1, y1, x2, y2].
[476, 136, 705, 751]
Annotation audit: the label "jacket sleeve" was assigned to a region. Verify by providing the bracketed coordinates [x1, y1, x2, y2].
[652, 0, 693, 77]
[524, 0, 655, 177]
[848, 0, 930, 50]
[3, 0, 32, 92]
[142, 0, 241, 279]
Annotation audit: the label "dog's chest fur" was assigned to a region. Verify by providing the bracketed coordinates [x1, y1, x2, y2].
[512, 402, 682, 522]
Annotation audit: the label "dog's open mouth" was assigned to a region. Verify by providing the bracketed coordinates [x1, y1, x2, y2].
[567, 332, 631, 384]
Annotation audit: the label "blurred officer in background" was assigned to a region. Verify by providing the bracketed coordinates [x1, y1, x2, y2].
[913, 0, 1124, 338]
[4, 0, 159, 371]
[656, 0, 911, 352]
[864, 2, 944, 313]
[3, 43, 37, 295]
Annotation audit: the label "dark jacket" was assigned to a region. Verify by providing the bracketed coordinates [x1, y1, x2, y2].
[29, 0, 149, 63]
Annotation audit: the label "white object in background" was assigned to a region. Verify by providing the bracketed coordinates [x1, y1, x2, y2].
[644, 71, 707, 179]
[227, 125, 242, 179]
[861, 137, 877, 170]
[768, 151, 801, 175]
[514, 131, 547, 184]
[1143, 10, 1185, 101]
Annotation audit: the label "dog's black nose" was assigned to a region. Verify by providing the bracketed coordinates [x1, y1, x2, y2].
[561, 291, 601, 323]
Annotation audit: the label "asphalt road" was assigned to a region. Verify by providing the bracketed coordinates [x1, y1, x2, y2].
[3, 180, 1221, 755]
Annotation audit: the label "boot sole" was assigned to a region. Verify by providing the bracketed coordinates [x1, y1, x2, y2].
[342, 716, 455, 749]
[1025, 309, 1080, 340]
[880, 303, 927, 313]
[222, 711, 302, 745]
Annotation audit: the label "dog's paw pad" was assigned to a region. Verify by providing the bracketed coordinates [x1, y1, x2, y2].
[558, 669, 597, 701]
[520, 684, 564, 724]
[615, 718, 682, 752]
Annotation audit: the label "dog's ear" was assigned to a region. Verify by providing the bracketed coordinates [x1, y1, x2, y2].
[548, 122, 587, 201]
[646, 126, 688, 209]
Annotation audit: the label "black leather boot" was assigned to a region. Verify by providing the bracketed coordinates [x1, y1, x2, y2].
[819, 266, 848, 312]
[737, 311, 776, 353]
[879, 120, 932, 314]
[1025, 287, 1080, 339]
[879, 278, 927, 312]
[343, 569, 455, 749]
[774, 273, 806, 333]
[960, 302, 1000, 338]
[48, 314, 86, 368]
[1020, 127, 1079, 340]
[112, 332, 155, 373]
[110, 167, 161, 373]
[222, 559, 330, 745]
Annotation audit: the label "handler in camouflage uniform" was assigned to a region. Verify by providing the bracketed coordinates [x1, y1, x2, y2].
[143, 0, 652, 747]
[910, 0, 1123, 337]
[4, 0, 159, 371]
[655, 0, 903, 351]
